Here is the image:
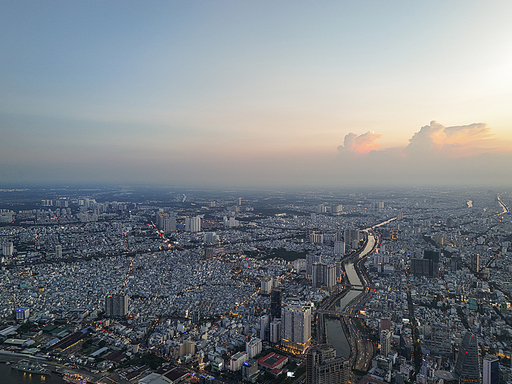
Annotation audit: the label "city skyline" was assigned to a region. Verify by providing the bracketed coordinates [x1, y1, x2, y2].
[2, 1, 512, 188]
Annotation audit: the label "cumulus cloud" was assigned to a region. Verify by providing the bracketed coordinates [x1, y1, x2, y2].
[331, 121, 512, 187]
[337, 131, 383, 154]
[405, 121, 495, 157]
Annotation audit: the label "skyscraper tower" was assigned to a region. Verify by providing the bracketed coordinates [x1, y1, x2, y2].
[307, 344, 349, 384]
[455, 332, 481, 384]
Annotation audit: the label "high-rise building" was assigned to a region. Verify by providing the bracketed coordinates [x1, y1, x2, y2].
[400, 335, 412, 361]
[242, 359, 259, 382]
[380, 329, 392, 356]
[270, 320, 281, 344]
[281, 302, 312, 353]
[334, 241, 345, 256]
[482, 355, 499, 384]
[204, 232, 218, 244]
[455, 332, 481, 384]
[310, 233, 324, 244]
[204, 247, 215, 259]
[325, 265, 336, 290]
[185, 216, 201, 232]
[344, 228, 360, 247]
[156, 212, 166, 230]
[294, 259, 306, 272]
[306, 343, 349, 384]
[261, 275, 273, 295]
[373, 201, 385, 211]
[433, 233, 445, 246]
[312, 263, 336, 290]
[164, 216, 176, 234]
[317, 204, 327, 214]
[2, 241, 13, 256]
[246, 338, 262, 359]
[16, 307, 30, 321]
[55, 244, 62, 258]
[179, 339, 195, 357]
[335, 262, 343, 282]
[270, 290, 281, 319]
[312, 263, 326, 288]
[105, 294, 129, 318]
[260, 315, 270, 341]
[411, 256, 439, 278]
[228, 352, 248, 372]
[306, 254, 322, 277]
[379, 317, 392, 334]
[223, 216, 240, 227]
[424, 250, 438, 260]
[331, 204, 343, 216]
[472, 254, 480, 273]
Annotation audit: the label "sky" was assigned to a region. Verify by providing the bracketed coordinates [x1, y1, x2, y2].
[1, 1, 512, 188]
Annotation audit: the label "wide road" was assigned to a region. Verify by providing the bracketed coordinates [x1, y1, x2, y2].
[497, 195, 510, 215]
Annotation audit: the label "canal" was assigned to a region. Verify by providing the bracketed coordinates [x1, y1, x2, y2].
[325, 233, 375, 359]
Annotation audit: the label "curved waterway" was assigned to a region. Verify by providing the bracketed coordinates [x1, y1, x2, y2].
[325, 233, 375, 359]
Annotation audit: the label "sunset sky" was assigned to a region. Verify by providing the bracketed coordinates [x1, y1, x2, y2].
[1, 1, 512, 188]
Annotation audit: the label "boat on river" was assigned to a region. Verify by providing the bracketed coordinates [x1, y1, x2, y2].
[12, 359, 51, 375]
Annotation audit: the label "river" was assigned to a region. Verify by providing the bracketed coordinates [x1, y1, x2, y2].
[0, 362, 64, 384]
[325, 232, 375, 359]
